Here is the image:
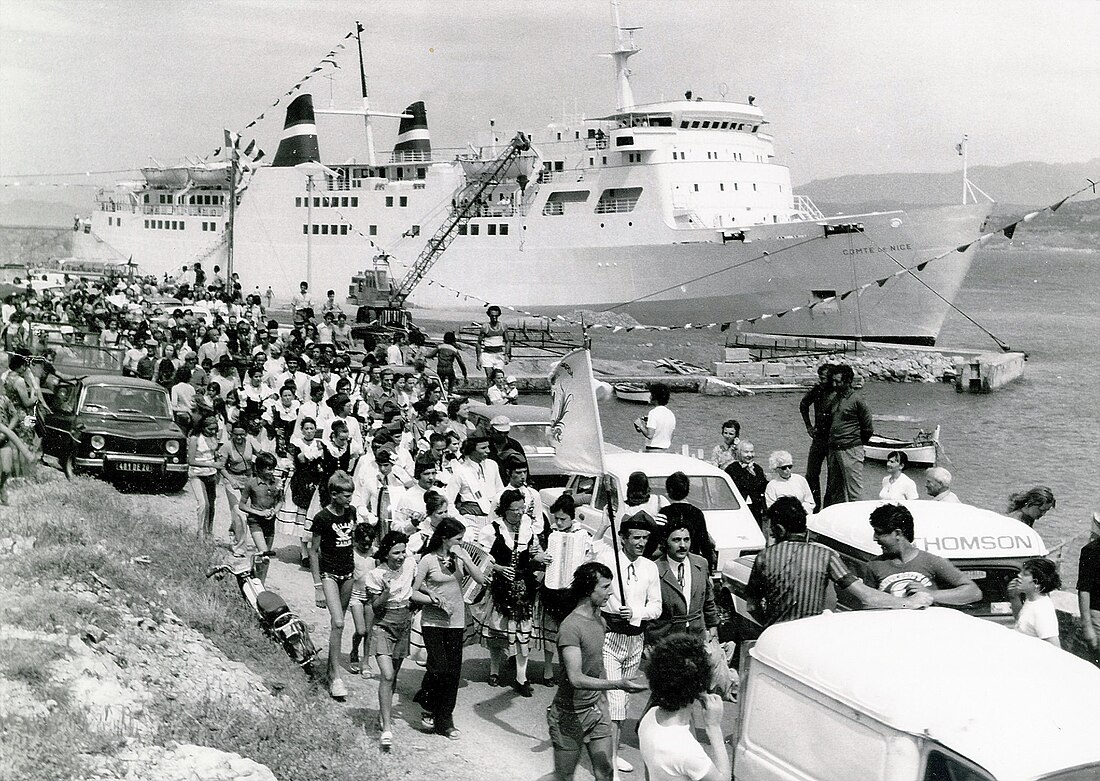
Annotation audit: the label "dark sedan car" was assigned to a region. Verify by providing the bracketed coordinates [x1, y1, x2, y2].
[36, 375, 189, 491]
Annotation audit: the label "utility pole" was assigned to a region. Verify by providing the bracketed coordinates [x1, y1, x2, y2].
[960, 134, 968, 205]
[224, 130, 237, 280]
[306, 173, 314, 291]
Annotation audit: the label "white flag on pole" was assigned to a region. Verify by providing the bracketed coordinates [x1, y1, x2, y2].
[548, 349, 606, 476]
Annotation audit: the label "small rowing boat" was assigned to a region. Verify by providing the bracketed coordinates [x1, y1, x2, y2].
[866, 416, 941, 466]
[613, 383, 650, 404]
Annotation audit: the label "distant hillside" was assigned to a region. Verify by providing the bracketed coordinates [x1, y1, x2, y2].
[799, 158, 1099, 209]
[0, 225, 73, 266]
[0, 198, 88, 228]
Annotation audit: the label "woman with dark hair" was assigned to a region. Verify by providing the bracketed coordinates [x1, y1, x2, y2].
[534, 492, 596, 686]
[318, 418, 355, 507]
[879, 450, 918, 501]
[1010, 557, 1062, 646]
[277, 416, 324, 567]
[155, 343, 179, 389]
[623, 471, 665, 518]
[1, 351, 39, 472]
[1006, 487, 1057, 528]
[446, 395, 474, 443]
[638, 634, 730, 781]
[411, 516, 487, 739]
[475, 488, 541, 695]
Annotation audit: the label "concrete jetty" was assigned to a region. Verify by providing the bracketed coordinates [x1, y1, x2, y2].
[954, 352, 1027, 393]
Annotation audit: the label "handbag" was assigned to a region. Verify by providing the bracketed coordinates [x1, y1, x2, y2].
[705, 635, 739, 702]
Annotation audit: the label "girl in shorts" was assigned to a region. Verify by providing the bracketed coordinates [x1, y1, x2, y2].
[364, 531, 437, 750]
[349, 522, 379, 675]
[308, 470, 359, 699]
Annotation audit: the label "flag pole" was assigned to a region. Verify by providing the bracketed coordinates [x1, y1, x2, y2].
[604, 474, 626, 603]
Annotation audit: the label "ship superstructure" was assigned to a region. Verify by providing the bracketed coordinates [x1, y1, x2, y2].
[86, 9, 991, 345]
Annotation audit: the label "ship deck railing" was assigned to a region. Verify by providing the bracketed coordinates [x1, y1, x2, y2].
[141, 205, 224, 217]
[792, 194, 825, 220]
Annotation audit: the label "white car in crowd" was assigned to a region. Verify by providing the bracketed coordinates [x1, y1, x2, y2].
[539, 449, 766, 572]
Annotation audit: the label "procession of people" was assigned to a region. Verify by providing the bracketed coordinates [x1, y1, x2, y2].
[1, 264, 1096, 781]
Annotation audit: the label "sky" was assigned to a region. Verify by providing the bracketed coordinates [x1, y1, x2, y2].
[1, 0, 1098, 198]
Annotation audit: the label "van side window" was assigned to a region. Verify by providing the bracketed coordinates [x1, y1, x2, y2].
[923, 750, 995, 781]
[572, 477, 596, 507]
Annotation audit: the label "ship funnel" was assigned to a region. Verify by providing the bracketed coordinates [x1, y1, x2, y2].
[392, 101, 430, 161]
[272, 94, 321, 167]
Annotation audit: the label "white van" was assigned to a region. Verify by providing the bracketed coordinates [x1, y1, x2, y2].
[736, 608, 1100, 781]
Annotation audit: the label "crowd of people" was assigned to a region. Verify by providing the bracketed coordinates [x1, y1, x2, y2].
[1, 264, 1097, 780]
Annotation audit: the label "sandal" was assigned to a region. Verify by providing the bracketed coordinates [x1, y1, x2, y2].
[349, 651, 361, 674]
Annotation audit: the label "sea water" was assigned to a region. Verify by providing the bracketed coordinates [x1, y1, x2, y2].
[595, 248, 1100, 585]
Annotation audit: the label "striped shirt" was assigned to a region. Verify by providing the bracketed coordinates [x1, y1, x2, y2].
[746, 537, 857, 627]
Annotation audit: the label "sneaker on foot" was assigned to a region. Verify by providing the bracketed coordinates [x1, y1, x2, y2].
[439, 727, 461, 740]
[420, 714, 435, 731]
[615, 756, 634, 773]
[380, 730, 393, 751]
[329, 678, 348, 699]
[349, 652, 361, 674]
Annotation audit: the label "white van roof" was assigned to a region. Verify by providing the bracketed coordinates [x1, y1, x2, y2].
[809, 500, 1048, 560]
[752, 608, 1100, 781]
[603, 451, 728, 479]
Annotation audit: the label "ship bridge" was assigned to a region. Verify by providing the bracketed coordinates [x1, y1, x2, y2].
[591, 100, 767, 136]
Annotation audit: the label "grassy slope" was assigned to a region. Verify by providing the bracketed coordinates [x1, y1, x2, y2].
[0, 473, 401, 781]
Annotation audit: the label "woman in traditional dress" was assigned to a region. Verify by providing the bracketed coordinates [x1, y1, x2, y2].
[277, 416, 324, 567]
[474, 488, 541, 696]
[533, 493, 595, 686]
[317, 418, 355, 508]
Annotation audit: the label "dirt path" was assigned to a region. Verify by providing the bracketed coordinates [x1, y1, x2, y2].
[164, 489, 738, 781]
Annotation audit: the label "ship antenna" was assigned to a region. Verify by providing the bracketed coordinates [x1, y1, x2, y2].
[355, 21, 377, 167]
[608, 0, 640, 110]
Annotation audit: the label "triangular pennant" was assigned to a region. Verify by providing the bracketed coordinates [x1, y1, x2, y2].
[956, 242, 973, 253]
[746, 318, 757, 324]
[243, 139, 256, 156]
[876, 277, 890, 287]
[840, 291, 853, 300]
[916, 262, 929, 271]
[720, 323, 731, 332]
[1003, 222, 1019, 239]
[1050, 196, 1069, 213]
[775, 311, 786, 318]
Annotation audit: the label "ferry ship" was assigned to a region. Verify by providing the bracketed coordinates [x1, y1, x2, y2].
[86, 9, 992, 345]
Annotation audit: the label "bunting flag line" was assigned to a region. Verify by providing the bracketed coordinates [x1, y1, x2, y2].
[200, 24, 358, 163]
[327, 180, 1094, 333]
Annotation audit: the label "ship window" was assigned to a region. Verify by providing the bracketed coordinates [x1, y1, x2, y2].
[542, 189, 590, 216]
[693, 184, 699, 192]
[702, 121, 710, 128]
[370, 225, 377, 235]
[385, 196, 394, 207]
[720, 183, 725, 191]
[500, 224, 509, 235]
[322, 197, 330, 208]
[107, 217, 112, 226]
[321, 224, 329, 235]
[556, 132, 562, 141]
[341, 225, 349, 235]
[602, 156, 607, 165]
[303, 225, 308, 235]
[156, 220, 162, 229]
[595, 187, 642, 214]
[312, 225, 319, 234]
[410, 225, 420, 237]
[753, 183, 757, 191]
[470, 224, 479, 235]
[313, 198, 320, 207]
[459, 224, 467, 236]
[296, 197, 302, 207]
[487, 224, 497, 236]
[341, 197, 348, 207]
[615, 136, 634, 146]
[554, 161, 564, 172]
[144, 220, 149, 228]
[691, 121, 700, 128]
[399, 196, 408, 207]
[143, 195, 149, 203]
[681, 121, 689, 129]
[734, 183, 739, 191]
[417, 167, 426, 179]
[589, 158, 594, 166]
[351, 197, 358, 207]
[575, 131, 580, 140]
[752, 125, 760, 133]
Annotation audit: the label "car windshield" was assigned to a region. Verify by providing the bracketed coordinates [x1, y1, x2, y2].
[81, 385, 171, 418]
[650, 475, 741, 511]
[509, 424, 553, 451]
[954, 565, 1020, 614]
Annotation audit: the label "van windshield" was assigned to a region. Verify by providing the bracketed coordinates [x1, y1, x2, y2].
[652, 475, 741, 511]
[509, 424, 553, 451]
[954, 564, 1020, 616]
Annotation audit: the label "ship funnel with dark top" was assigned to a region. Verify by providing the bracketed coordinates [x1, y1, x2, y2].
[392, 101, 430, 160]
[272, 94, 321, 167]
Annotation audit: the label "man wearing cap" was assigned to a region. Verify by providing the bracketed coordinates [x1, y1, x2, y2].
[477, 305, 510, 381]
[352, 446, 399, 530]
[487, 414, 527, 483]
[392, 458, 440, 535]
[595, 512, 661, 777]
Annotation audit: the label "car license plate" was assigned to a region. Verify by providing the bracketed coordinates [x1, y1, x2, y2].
[114, 462, 156, 474]
[990, 601, 1012, 615]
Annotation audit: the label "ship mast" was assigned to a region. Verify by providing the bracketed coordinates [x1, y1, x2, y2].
[355, 22, 377, 168]
[609, 0, 640, 110]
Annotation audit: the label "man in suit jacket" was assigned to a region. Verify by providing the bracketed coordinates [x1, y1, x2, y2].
[725, 440, 768, 525]
[647, 519, 719, 647]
